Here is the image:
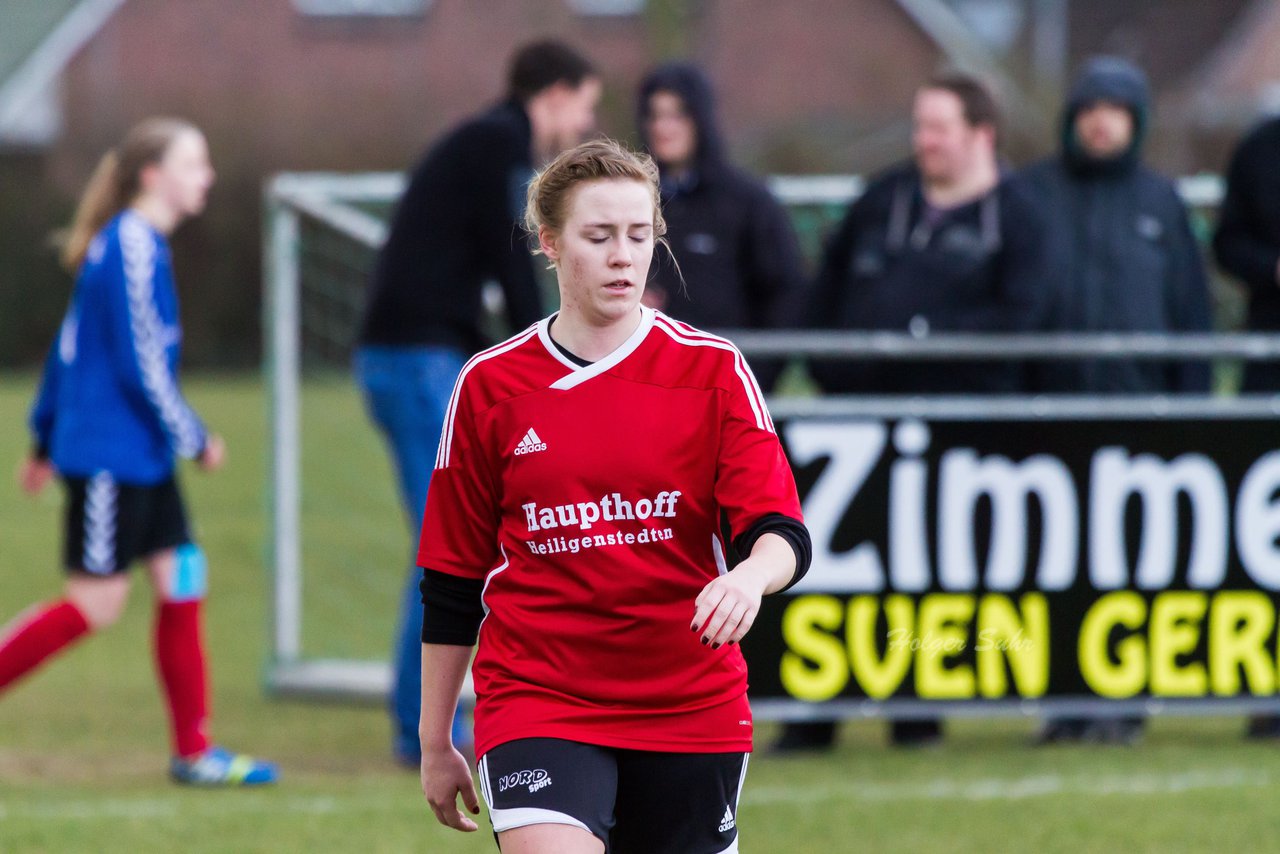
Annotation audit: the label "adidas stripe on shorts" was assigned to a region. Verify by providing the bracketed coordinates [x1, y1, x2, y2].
[478, 738, 748, 854]
[62, 473, 190, 575]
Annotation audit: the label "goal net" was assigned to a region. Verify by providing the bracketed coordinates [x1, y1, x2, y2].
[260, 171, 860, 701]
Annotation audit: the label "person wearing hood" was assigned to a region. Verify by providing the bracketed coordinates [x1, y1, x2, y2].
[637, 62, 805, 389]
[1015, 56, 1212, 395]
[1014, 57, 1212, 746]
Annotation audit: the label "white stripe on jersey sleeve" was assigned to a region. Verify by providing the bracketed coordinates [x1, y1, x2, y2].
[435, 325, 540, 469]
[652, 315, 774, 433]
[119, 214, 204, 458]
[661, 315, 774, 431]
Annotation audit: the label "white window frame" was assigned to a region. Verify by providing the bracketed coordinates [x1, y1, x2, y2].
[293, 0, 430, 17]
[566, 0, 645, 16]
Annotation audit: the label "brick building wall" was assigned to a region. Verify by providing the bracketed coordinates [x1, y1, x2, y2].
[7, 0, 941, 365]
[4, 0, 1267, 365]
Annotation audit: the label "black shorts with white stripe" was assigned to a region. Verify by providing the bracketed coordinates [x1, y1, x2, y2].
[62, 474, 190, 575]
[478, 738, 748, 854]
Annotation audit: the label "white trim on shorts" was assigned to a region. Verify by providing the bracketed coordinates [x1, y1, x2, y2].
[83, 471, 118, 574]
[478, 754, 594, 837]
[489, 806, 594, 836]
[708, 753, 749, 854]
[736, 753, 750, 810]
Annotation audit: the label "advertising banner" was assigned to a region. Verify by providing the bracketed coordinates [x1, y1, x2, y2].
[746, 415, 1280, 718]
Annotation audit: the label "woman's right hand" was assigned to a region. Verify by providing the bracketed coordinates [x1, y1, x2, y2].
[421, 745, 481, 832]
[197, 434, 226, 472]
[18, 456, 54, 496]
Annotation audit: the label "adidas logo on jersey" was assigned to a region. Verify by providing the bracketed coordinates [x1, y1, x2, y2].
[514, 428, 547, 456]
[718, 805, 736, 833]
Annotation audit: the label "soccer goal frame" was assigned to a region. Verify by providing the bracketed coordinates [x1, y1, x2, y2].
[263, 172, 399, 701]
[260, 171, 867, 701]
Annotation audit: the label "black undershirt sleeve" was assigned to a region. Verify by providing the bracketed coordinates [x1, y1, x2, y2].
[732, 513, 812, 593]
[420, 569, 486, 645]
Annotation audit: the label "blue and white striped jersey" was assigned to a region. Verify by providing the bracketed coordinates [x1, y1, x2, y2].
[30, 210, 207, 484]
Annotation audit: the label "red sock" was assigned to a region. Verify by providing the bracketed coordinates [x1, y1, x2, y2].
[0, 600, 91, 693]
[154, 600, 211, 758]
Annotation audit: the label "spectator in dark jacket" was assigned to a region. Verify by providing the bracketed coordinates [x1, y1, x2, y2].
[778, 73, 1049, 753]
[1214, 115, 1280, 392]
[1017, 56, 1212, 395]
[355, 40, 600, 768]
[1016, 56, 1212, 747]
[1214, 115, 1280, 740]
[805, 76, 1050, 396]
[637, 62, 805, 389]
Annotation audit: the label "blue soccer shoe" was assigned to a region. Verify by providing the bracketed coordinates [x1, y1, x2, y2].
[170, 746, 279, 787]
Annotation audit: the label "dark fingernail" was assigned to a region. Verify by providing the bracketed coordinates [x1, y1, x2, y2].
[690, 624, 699, 632]
[712, 642, 721, 650]
[728, 640, 737, 646]
[701, 637, 709, 645]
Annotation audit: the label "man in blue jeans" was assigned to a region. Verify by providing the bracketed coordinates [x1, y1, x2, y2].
[355, 40, 600, 766]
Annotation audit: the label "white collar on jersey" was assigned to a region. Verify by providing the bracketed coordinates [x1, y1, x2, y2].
[538, 305, 656, 390]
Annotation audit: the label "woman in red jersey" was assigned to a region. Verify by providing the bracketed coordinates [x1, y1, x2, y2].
[417, 138, 809, 853]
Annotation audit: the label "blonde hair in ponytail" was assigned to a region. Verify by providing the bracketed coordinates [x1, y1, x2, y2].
[60, 117, 199, 272]
[61, 149, 121, 272]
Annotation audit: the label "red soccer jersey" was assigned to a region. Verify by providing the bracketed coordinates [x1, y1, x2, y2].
[418, 306, 802, 758]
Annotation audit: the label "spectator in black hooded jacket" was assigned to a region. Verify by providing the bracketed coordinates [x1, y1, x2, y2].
[1015, 56, 1212, 747]
[1015, 56, 1212, 395]
[637, 62, 805, 389]
[1215, 115, 1280, 393]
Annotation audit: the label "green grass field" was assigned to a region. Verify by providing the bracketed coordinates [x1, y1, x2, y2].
[3, 373, 1280, 853]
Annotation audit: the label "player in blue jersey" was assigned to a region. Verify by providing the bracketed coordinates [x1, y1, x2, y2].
[2, 117, 276, 786]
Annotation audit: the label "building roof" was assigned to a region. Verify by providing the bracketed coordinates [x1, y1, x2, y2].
[0, 0, 82, 83]
[1181, 0, 1280, 127]
[0, 0, 128, 145]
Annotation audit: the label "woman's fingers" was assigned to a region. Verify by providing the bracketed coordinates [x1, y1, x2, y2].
[422, 749, 480, 832]
[693, 581, 759, 647]
[691, 583, 726, 636]
[428, 786, 480, 831]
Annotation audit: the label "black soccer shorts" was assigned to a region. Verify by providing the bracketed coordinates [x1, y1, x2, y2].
[63, 473, 191, 574]
[478, 737, 748, 854]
